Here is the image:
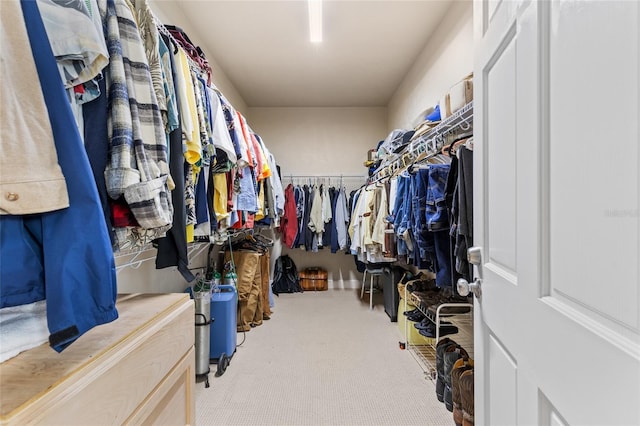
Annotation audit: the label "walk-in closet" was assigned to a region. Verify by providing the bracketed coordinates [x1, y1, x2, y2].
[1, 0, 638, 425]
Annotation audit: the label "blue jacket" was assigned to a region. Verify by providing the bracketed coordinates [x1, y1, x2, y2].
[0, 0, 118, 352]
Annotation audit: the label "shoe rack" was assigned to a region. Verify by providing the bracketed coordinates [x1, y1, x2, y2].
[403, 288, 474, 380]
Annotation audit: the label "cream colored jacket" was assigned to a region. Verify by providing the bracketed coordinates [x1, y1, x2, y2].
[0, 1, 69, 215]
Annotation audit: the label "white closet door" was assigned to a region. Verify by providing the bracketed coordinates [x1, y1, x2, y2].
[472, 0, 639, 424]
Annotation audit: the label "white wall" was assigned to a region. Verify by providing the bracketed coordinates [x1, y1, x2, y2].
[248, 107, 387, 288]
[387, 0, 473, 130]
[149, 0, 247, 114]
[248, 107, 386, 176]
[115, 244, 210, 294]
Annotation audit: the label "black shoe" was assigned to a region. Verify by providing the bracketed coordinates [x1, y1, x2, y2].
[419, 323, 459, 338]
[406, 311, 426, 322]
[403, 308, 420, 316]
[435, 339, 459, 402]
[414, 318, 432, 330]
[415, 319, 451, 331]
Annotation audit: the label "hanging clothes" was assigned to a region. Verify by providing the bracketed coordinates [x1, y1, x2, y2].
[293, 184, 305, 247]
[208, 88, 237, 163]
[1, 0, 118, 353]
[129, 0, 166, 119]
[0, 3, 69, 216]
[453, 145, 474, 281]
[154, 32, 193, 282]
[102, 0, 173, 250]
[37, 0, 108, 107]
[334, 186, 350, 251]
[308, 184, 324, 250]
[322, 186, 335, 248]
[280, 184, 298, 249]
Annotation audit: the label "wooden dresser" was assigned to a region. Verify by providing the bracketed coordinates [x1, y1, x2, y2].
[0, 293, 195, 425]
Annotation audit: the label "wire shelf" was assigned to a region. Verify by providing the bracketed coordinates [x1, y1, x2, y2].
[402, 286, 474, 380]
[407, 344, 438, 380]
[370, 101, 473, 183]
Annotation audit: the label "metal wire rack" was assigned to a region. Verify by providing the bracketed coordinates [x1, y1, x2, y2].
[370, 101, 474, 183]
[402, 288, 474, 381]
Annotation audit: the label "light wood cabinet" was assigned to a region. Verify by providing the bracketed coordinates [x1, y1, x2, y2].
[0, 293, 195, 425]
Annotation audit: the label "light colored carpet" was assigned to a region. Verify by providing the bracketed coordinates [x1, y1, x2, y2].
[195, 289, 452, 426]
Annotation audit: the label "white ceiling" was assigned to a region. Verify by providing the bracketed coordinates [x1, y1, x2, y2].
[153, 0, 453, 108]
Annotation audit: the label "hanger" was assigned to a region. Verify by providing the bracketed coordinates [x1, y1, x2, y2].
[428, 154, 449, 165]
[458, 114, 472, 132]
[463, 137, 474, 151]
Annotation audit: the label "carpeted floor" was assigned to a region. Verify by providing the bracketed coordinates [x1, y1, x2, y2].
[195, 289, 452, 425]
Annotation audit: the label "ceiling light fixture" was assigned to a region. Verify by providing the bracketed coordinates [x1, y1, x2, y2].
[308, 0, 322, 43]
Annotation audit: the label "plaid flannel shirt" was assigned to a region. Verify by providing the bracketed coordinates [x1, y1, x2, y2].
[101, 0, 173, 240]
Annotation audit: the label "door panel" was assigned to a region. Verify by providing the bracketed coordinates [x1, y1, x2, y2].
[538, 391, 569, 426]
[487, 36, 517, 274]
[474, 0, 640, 425]
[548, 0, 639, 331]
[488, 334, 517, 426]
[486, 0, 502, 28]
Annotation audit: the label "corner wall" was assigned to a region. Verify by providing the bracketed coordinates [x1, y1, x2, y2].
[248, 106, 388, 288]
[388, 0, 473, 130]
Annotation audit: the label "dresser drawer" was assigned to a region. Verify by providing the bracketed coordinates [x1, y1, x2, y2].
[0, 293, 195, 425]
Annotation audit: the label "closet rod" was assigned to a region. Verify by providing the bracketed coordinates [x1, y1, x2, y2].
[287, 174, 365, 178]
[114, 241, 210, 273]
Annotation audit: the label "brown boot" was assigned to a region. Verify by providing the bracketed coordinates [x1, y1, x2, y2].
[444, 346, 470, 411]
[459, 369, 474, 426]
[452, 358, 474, 426]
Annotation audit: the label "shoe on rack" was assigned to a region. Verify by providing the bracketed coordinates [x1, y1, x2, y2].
[415, 319, 452, 331]
[459, 370, 475, 426]
[411, 290, 441, 305]
[406, 278, 438, 293]
[414, 318, 432, 331]
[406, 310, 427, 322]
[452, 358, 475, 426]
[418, 322, 459, 338]
[426, 289, 471, 318]
[444, 346, 470, 412]
[403, 308, 421, 316]
[435, 338, 458, 402]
